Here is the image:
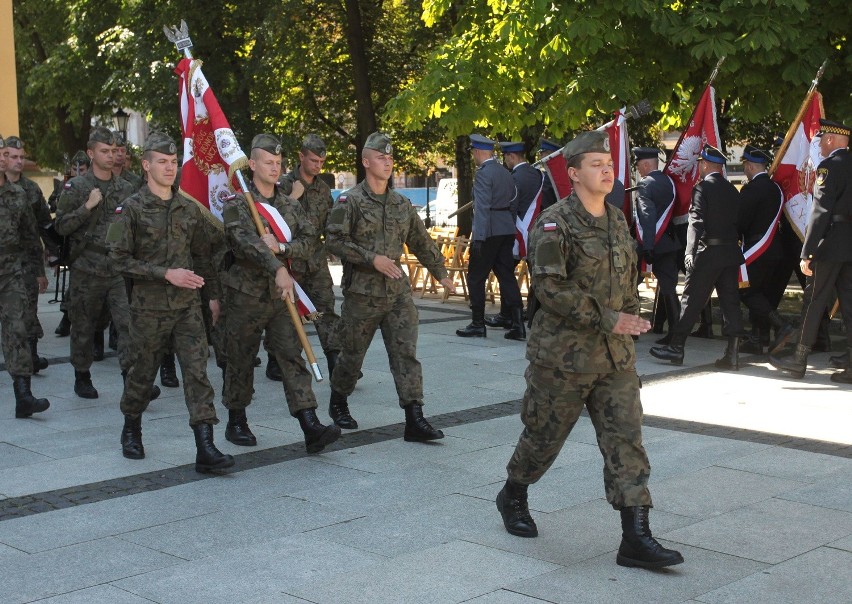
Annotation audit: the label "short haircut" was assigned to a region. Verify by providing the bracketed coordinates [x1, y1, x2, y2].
[301, 134, 326, 157]
[566, 154, 585, 170]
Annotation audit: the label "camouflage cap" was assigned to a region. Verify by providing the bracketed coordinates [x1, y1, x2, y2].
[71, 150, 91, 166]
[364, 132, 393, 154]
[301, 133, 327, 157]
[4, 136, 24, 149]
[562, 131, 610, 161]
[112, 131, 127, 147]
[251, 133, 282, 155]
[89, 126, 117, 146]
[142, 132, 177, 155]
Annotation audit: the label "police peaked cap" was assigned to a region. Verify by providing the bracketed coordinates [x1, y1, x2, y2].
[539, 138, 561, 153]
[252, 133, 283, 155]
[700, 143, 726, 164]
[364, 132, 393, 154]
[741, 144, 771, 164]
[562, 131, 610, 161]
[632, 147, 662, 161]
[469, 134, 496, 151]
[498, 141, 525, 154]
[143, 132, 177, 155]
[816, 119, 851, 138]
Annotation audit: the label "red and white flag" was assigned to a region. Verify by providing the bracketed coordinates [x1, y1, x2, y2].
[541, 150, 572, 201]
[664, 85, 724, 221]
[512, 173, 545, 259]
[597, 108, 632, 221]
[771, 92, 825, 242]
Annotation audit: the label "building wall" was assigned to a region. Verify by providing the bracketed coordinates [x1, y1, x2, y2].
[0, 0, 20, 138]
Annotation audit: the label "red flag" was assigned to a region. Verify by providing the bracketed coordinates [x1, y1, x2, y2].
[598, 108, 632, 220]
[771, 92, 825, 242]
[541, 151, 572, 201]
[664, 86, 723, 220]
[175, 58, 249, 221]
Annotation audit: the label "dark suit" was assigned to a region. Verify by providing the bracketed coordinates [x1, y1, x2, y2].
[512, 162, 545, 219]
[636, 170, 681, 294]
[673, 172, 744, 338]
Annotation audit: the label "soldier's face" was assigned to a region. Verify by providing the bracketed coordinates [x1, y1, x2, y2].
[363, 149, 393, 180]
[6, 147, 25, 175]
[250, 149, 282, 187]
[0, 148, 7, 172]
[114, 145, 127, 165]
[570, 152, 614, 196]
[143, 152, 178, 188]
[299, 150, 326, 177]
[89, 143, 115, 172]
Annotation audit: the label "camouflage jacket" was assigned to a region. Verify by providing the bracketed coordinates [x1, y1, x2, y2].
[326, 180, 447, 298]
[14, 175, 57, 273]
[526, 193, 639, 373]
[222, 184, 316, 300]
[107, 186, 222, 310]
[279, 165, 334, 272]
[55, 171, 134, 277]
[117, 169, 144, 193]
[0, 180, 41, 278]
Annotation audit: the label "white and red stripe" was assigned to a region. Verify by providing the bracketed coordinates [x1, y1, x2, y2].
[512, 173, 545, 259]
[597, 108, 632, 221]
[738, 181, 784, 285]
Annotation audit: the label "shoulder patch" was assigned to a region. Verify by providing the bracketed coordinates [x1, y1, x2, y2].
[337, 195, 347, 203]
[816, 167, 828, 186]
[115, 206, 123, 214]
[543, 222, 557, 232]
[64, 182, 73, 190]
[535, 239, 563, 267]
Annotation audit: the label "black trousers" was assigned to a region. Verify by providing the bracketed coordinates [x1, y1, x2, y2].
[652, 251, 680, 296]
[798, 261, 852, 349]
[467, 234, 522, 309]
[674, 262, 743, 338]
[740, 250, 782, 327]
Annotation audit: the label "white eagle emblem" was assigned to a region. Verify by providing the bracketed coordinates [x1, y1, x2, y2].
[667, 135, 703, 183]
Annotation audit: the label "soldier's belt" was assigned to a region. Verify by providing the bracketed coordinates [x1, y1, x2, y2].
[831, 214, 852, 223]
[703, 238, 738, 246]
[352, 264, 379, 274]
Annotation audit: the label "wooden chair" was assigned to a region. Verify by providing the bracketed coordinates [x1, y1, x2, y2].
[442, 236, 470, 302]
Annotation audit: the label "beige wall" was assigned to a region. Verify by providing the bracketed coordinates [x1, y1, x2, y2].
[0, 0, 19, 137]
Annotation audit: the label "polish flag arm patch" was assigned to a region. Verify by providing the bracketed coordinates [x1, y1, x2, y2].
[542, 222, 557, 232]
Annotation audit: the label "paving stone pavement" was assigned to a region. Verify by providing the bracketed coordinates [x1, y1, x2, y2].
[0, 271, 849, 603]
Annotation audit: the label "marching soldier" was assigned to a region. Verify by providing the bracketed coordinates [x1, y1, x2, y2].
[771, 119, 852, 382]
[325, 132, 454, 440]
[108, 132, 233, 471]
[220, 133, 341, 453]
[496, 131, 683, 569]
[112, 132, 144, 191]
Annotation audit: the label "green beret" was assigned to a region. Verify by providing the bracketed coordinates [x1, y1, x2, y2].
[4, 136, 24, 149]
[89, 126, 117, 146]
[71, 150, 91, 166]
[364, 132, 393, 154]
[562, 131, 610, 161]
[251, 133, 282, 155]
[142, 132, 177, 155]
[301, 133, 326, 157]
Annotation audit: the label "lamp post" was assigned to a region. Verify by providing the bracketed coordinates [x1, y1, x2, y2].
[112, 107, 130, 139]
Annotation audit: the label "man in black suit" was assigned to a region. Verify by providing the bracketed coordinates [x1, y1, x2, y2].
[736, 145, 793, 355]
[650, 144, 744, 368]
[771, 119, 852, 382]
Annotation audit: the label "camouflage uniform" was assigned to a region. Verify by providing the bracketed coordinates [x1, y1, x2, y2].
[108, 185, 222, 425]
[325, 180, 448, 407]
[55, 170, 134, 373]
[280, 165, 339, 353]
[221, 183, 318, 415]
[118, 169, 144, 192]
[506, 193, 652, 510]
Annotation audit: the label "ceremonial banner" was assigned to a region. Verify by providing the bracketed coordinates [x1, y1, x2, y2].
[597, 108, 632, 220]
[512, 173, 545, 259]
[175, 57, 248, 221]
[541, 151, 572, 201]
[771, 92, 825, 241]
[664, 85, 723, 220]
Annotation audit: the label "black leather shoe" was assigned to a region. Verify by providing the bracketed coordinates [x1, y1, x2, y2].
[329, 390, 358, 429]
[714, 337, 740, 371]
[484, 313, 512, 328]
[160, 353, 179, 388]
[649, 344, 684, 365]
[225, 409, 257, 446]
[296, 408, 341, 453]
[496, 480, 538, 538]
[74, 370, 99, 399]
[457, 307, 487, 337]
[265, 357, 283, 381]
[13, 375, 50, 418]
[193, 423, 235, 472]
[504, 306, 526, 341]
[403, 403, 444, 442]
[121, 415, 145, 459]
[92, 330, 105, 362]
[770, 344, 810, 379]
[55, 313, 70, 337]
[617, 506, 684, 569]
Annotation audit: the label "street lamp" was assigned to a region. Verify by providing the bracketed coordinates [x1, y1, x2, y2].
[112, 107, 130, 138]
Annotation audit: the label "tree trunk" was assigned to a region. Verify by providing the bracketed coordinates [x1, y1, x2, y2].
[455, 135, 473, 237]
[343, 0, 378, 181]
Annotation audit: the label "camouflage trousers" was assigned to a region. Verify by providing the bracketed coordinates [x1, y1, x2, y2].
[224, 287, 316, 415]
[297, 262, 340, 354]
[0, 272, 34, 376]
[507, 364, 652, 510]
[120, 304, 218, 425]
[67, 270, 130, 372]
[21, 267, 44, 339]
[332, 291, 423, 407]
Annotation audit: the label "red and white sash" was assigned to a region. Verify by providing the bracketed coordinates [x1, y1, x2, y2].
[513, 173, 545, 259]
[738, 182, 784, 286]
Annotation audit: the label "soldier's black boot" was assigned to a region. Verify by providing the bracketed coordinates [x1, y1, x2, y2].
[13, 376, 50, 418]
[830, 350, 852, 384]
[714, 336, 740, 371]
[192, 423, 235, 473]
[456, 306, 486, 337]
[691, 303, 713, 338]
[504, 306, 526, 341]
[496, 479, 538, 538]
[485, 302, 512, 329]
[770, 343, 811, 379]
[159, 353, 179, 388]
[326, 350, 340, 378]
[617, 506, 684, 569]
[121, 415, 144, 459]
[225, 408, 257, 446]
[92, 330, 105, 362]
[739, 324, 764, 355]
[403, 403, 444, 442]
[55, 312, 70, 337]
[649, 334, 686, 366]
[265, 356, 283, 381]
[329, 390, 358, 429]
[654, 293, 680, 345]
[29, 337, 48, 373]
[296, 408, 341, 453]
[768, 311, 795, 355]
[829, 350, 851, 370]
[74, 370, 99, 399]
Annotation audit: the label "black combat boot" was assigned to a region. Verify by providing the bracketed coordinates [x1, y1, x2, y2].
[768, 311, 795, 355]
[159, 353, 179, 388]
[225, 408, 257, 446]
[691, 303, 713, 338]
[92, 330, 105, 362]
[403, 403, 444, 442]
[326, 350, 340, 379]
[617, 506, 684, 569]
[770, 343, 810, 379]
[296, 408, 342, 453]
[121, 415, 145, 459]
[74, 370, 99, 399]
[329, 390, 358, 429]
[714, 336, 740, 371]
[829, 350, 850, 370]
[13, 376, 50, 418]
[29, 337, 48, 373]
[484, 302, 512, 328]
[654, 293, 680, 345]
[192, 423, 235, 473]
[265, 356, 283, 381]
[55, 312, 70, 337]
[496, 479, 538, 538]
[504, 306, 526, 341]
[649, 334, 686, 365]
[456, 306, 486, 338]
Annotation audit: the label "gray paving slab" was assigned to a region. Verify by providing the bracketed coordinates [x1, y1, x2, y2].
[831, 534, 852, 553]
[463, 591, 555, 603]
[664, 497, 852, 564]
[644, 432, 773, 483]
[716, 445, 852, 483]
[286, 540, 560, 604]
[0, 537, 182, 604]
[507, 543, 768, 604]
[0, 442, 54, 470]
[443, 415, 527, 446]
[694, 546, 852, 604]
[30, 584, 156, 603]
[775, 467, 852, 513]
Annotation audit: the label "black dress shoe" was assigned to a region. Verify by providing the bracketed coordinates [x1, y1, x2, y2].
[649, 344, 684, 365]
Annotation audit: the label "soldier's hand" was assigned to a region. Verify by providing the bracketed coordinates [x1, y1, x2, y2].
[800, 258, 813, 276]
[165, 268, 205, 289]
[612, 312, 651, 336]
[84, 188, 103, 210]
[373, 254, 403, 279]
[275, 266, 294, 301]
[290, 180, 305, 200]
[37, 276, 48, 294]
[209, 299, 221, 325]
[439, 277, 456, 295]
[261, 228, 279, 252]
[684, 254, 694, 273]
